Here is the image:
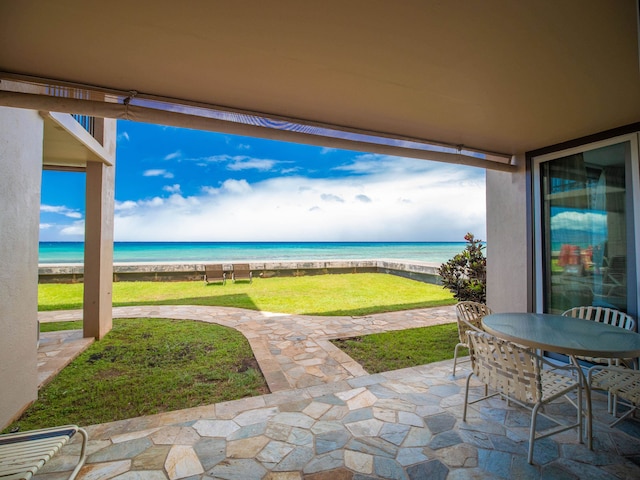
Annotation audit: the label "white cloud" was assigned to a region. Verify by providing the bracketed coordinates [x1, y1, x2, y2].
[222, 179, 252, 194]
[334, 154, 479, 179]
[115, 200, 138, 211]
[40, 204, 83, 219]
[227, 158, 276, 171]
[163, 184, 181, 194]
[196, 154, 282, 172]
[142, 197, 165, 207]
[164, 151, 181, 160]
[114, 158, 486, 242]
[143, 169, 174, 179]
[117, 131, 130, 141]
[203, 179, 253, 196]
[39, 223, 53, 229]
[321, 193, 345, 203]
[551, 210, 607, 232]
[60, 220, 85, 236]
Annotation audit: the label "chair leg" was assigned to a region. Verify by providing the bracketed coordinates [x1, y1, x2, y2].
[610, 404, 638, 427]
[462, 372, 473, 421]
[453, 342, 467, 376]
[577, 383, 583, 444]
[528, 404, 542, 464]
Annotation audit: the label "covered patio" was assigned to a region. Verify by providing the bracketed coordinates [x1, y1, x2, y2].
[32, 305, 640, 479]
[2, 2, 640, 477]
[35, 342, 640, 479]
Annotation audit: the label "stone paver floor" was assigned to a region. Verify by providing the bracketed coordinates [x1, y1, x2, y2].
[34, 305, 640, 479]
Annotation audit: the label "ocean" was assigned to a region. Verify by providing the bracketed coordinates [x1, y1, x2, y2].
[38, 242, 467, 265]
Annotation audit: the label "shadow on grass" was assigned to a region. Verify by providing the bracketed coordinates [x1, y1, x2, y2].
[305, 299, 455, 317]
[40, 296, 454, 316]
[116, 293, 260, 311]
[39, 292, 260, 313]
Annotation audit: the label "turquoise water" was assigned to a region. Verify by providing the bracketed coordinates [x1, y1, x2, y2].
[39, 242, 467, 264]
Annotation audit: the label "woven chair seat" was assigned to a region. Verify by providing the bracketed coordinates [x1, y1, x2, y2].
[589, 366, 640, 426]
[613, 372, 640, 405]
[541, 370, 582, 401]
[590, 367, 634, 393]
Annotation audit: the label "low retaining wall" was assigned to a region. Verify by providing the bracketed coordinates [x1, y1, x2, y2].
[38, 259, 443, 285]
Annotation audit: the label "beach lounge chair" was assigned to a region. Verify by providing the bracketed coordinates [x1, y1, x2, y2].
[204, 264, 226, 285]
[0, 425, 88, 480]
[232, 264, 252, 283]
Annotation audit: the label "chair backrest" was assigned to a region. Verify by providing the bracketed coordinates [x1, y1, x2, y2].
[455, 301, 493, 344]
[205, 264, 224, 277]
[467, 330, 542, 404]
[233, 264, 251, 277]
[562, 306, 635, 331]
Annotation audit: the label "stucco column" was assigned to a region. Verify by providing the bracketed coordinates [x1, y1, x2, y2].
[0, 107, 42, 428]
[485, 157, 532, 312]
[83, 161, 115, 339]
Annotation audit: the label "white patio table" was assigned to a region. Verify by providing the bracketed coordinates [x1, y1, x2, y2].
[482, 312, 640, 450]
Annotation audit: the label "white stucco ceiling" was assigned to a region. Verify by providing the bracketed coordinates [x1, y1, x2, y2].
[1, 0, 639, 156]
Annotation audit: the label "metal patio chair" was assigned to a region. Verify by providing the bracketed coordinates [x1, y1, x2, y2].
[563, 306, 637, 411]
[588, 365, 640, 427]
[452, 301, 492, 376]
[463, 331, 583, 464]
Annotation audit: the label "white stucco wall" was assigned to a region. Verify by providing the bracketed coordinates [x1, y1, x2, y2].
[0, 107, 42, 428]
[486, 163, 531, 312]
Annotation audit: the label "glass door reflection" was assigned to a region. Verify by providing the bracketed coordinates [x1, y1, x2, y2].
[540, 142, 630, 313]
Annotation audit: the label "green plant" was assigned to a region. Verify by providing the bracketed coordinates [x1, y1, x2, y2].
[438, 233, 486, 303]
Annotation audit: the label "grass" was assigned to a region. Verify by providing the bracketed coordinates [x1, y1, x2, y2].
[25, 274, 459, 430]
[39, 273, 455, 315]
[331, 323, 462, 373]
[10, 317, 267, 431]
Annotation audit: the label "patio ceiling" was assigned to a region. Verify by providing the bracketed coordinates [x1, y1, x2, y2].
[1, 0, 639, 158]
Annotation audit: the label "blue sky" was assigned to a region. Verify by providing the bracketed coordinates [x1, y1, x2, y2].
[39, 120, 487, 242]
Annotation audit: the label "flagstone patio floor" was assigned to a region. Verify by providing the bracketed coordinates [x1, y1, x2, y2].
[34, 305, 640, 479]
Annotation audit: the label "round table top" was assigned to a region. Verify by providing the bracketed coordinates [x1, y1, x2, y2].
[482, 312, 640, 358]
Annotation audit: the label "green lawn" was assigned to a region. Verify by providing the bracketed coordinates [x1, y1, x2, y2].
[23, 274, 459, 429]
[331, 324, 462, 373]
[10, 318, 267, 431]
[39, 273, 455, 315]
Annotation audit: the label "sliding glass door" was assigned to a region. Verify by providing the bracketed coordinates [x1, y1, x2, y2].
[534, 135, 639, 316]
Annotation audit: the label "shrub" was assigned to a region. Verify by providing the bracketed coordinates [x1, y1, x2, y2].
[438, 233, 486, 302]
